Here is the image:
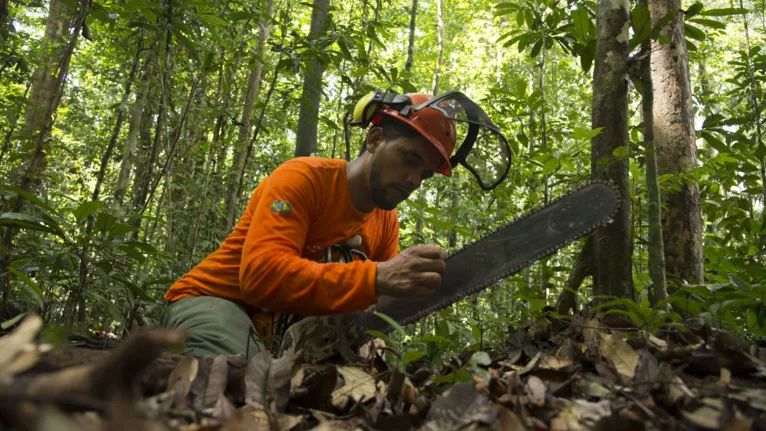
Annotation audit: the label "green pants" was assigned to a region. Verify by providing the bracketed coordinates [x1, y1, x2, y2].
[160, 296, 264, 358]
[161, 295, 364, 363]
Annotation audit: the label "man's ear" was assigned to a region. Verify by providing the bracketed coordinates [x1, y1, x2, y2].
[365, 127, 385, 154]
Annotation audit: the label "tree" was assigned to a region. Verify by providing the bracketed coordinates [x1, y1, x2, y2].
[226, 0, 274, 231]
[590, 0, 634, 301]
[649, 0, 704, 286]
[294, 0, 330, 157]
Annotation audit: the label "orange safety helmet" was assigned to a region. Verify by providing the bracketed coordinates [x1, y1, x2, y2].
[351, 91, 456, 176]
[351, 89, 512, 190]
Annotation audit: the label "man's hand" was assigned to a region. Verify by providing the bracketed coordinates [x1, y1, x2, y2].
[375, 245, 447, 299]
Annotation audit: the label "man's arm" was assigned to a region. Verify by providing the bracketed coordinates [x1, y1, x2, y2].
[238, 162, 378, 316]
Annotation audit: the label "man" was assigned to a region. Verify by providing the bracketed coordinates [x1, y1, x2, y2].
[161, 91, 457, 359]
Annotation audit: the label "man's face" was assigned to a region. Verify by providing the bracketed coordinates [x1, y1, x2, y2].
[369, 132, 445, 210]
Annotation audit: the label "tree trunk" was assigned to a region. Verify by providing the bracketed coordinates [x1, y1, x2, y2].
[404, 0, 418, 72]
[590, 0, 634, 301]
[92, 34, 144, 203]
[294, 0, 330, 157]
[639, 0, 668, 305]
[225, 0, 274, 232]
[649, 0, 703, 286]
[555, 236, 593, 315]
[1, 0, 9, 44]
[1, 0, 89, 303]
[739, 0, 765, 205]
[431, 0, 445, 99]
[115, 50, 155, 206]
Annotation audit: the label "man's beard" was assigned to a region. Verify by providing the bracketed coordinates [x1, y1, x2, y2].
[370, 157, 409, 210]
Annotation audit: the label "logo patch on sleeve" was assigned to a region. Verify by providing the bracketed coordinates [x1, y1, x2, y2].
[271, 200, 292, 215]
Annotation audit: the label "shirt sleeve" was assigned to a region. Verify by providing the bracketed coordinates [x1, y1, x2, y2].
[373, 210, 400, 261]
[239, 162, 379, 316]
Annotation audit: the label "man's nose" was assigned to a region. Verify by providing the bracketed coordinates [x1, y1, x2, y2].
[407, 171, 423, 188]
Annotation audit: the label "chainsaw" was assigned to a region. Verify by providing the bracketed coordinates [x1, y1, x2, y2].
[349, 180, 621, 343]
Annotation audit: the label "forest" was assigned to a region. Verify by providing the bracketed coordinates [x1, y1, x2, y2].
[1, 0, 766, 429]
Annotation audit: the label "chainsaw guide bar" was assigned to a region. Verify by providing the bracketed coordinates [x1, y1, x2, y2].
[351, 180, 621, 341]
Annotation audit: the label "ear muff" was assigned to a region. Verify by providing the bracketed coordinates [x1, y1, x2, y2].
[351, 91, 381, 126]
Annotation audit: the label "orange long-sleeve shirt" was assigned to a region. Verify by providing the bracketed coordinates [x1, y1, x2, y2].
[164, 157, 400, 335]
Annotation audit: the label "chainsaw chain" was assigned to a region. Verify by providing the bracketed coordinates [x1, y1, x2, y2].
[381, 179, 622, 331]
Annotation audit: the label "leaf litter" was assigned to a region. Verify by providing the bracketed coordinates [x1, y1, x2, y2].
[0, 313, 765, 430]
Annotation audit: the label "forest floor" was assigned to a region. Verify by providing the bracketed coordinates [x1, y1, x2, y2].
[1, 312, 765, 431]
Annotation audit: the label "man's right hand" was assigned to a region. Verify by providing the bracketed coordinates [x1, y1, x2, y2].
[374, 245, 447, 299]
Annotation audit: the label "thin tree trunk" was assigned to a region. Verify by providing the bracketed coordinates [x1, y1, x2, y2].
[649, 0, 703, 286]
[431, 0, 445, 99]
[739, 0, 765, 204]
[590, 0, 634, 301]
[555, 236, 593, 315]
[294, 0, 330, 157]
[93, 34, 143, 202]
[640, 0, 667, 305]
[0, 0, 9, 40]
[404, 0, 418, 72]
[115, 49, 155, 206]
[225, 0, 274, 231]
[1, 0, 89, 303]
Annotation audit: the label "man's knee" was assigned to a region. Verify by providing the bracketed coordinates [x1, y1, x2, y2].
[162, 296, 263, 357]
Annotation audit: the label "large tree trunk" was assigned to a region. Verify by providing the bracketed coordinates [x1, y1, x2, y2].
[1, 0, 9, 40]
[590, 0, 634, 301]
[649, 0, 703, 286]
[225, 0, 274, 232]
[294, 0, 330, 158]
[640, 0, 667, 305]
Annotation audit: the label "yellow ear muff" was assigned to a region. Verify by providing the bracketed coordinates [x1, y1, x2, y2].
[352, 91, 379, 125]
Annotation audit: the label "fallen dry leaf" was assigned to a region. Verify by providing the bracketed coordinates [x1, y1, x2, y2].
[598, 333, 639, 380]
[202, 356, 229, 410]
[582, 319, 601, 346]
[167, 355, 199, 408]
[525, 375, 546, 407]
[647, 333, 668, 352]
[682, 403, 722, 430]
[0, 314, 43, 377]
[551, 399, 611, 431]
[245, 351, 297, 413]
[497, 405, 525, 431]
[290, 363, 337, 410]
[538, 354, 574, 372]
[632, 349, 658, 397]
[422, 382, 497, 431]
[331, 366, 376, 410]
[574, 376, 611, 398]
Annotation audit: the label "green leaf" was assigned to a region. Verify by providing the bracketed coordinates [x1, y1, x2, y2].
[74, 200, 104, 224]
[108, 223, 138, 237]
[684, 23, 706, 41]
[688, 18, 727, 29]
[365, 329, 394, 346]
[685, 3, 704, 18]
[727, 273, 751, 292]
[530, 38, 543, 58]
[200, 13, 228, 28]
[650, 9, 681, 40]
[699, 8, 748, 17]
[6, 186, 56, 214]
[0, 212, 56, 235]
[402, 350, 426, 363]
[612, 146, 629, 158]
[470, 351, 491, 366]
[374, 312, 407, 338]
[747, 309, 758, 328]
[572, 6, 591, 42]
[414, 335, 451, 344]
[542, 157, 559, 175]
[114, 275, 153, 301]
[630, 6, 652, 49]
[9, 267, 43, 307]
[1, 312, 28, 330]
